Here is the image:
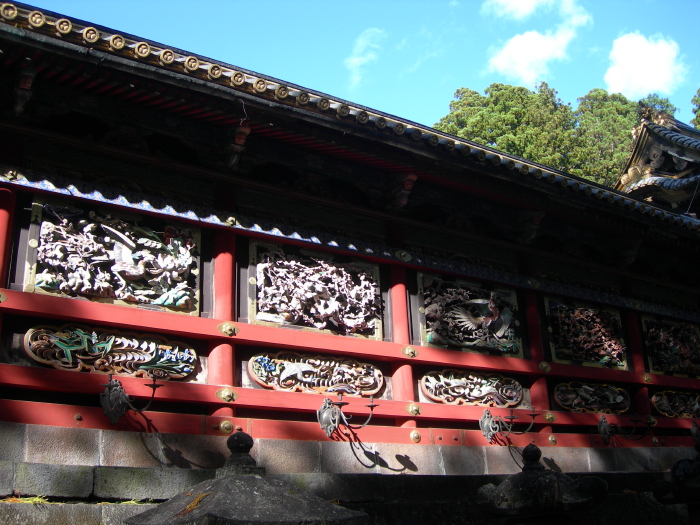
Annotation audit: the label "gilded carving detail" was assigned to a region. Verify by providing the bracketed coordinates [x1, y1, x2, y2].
[253, 244, 381, 337]
[554, 381, 630, 414]
[420, 369, 522, 406]
[643, 317, 700, 377]
[24, 325, 197, 379]
[421, 274, 521, 355]
[546, 298, 627, 369]
[248, 352, 383, 396]
[652, 390, 700, 418]
[31, 203, 198, 311]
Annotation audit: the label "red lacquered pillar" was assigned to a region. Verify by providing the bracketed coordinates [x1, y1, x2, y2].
[209, 230, 236, 417]
[390, 265, 416, 428]
[524, 292, 549, 414]
[0, 187, 16, 337]
[0, 187, 16, 287]
[625, 310, 651, 414]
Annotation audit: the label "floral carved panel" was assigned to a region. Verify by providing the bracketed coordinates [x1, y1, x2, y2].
[251, 243, 382, 338]
[545, 298, 627, 369]
[652, 390, 700, 418]
[420, 274, 522, 355]
[643, 317, 700, 377]
[24, 324, 198, 379]
[420, 369, 523, 406]
[248, 352, 383, 396]
[554, 381, 630, 414]
[29, 201, 199, 312]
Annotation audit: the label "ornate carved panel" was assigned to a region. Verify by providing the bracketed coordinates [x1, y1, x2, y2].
[23, 324, 198, 379]
[652, 390, 700, 418]
[643, 317, 700, 377]
[420, 369, 523, 406]
[419, 274, 522, 356]
[554, 381, 630, 414]
[545, 297, 627, 369]
[251, 242, 382, 338]
[248, 352, 383, 396]
[28, 201, 199, 313]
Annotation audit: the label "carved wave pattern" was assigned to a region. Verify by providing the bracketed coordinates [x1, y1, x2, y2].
[644, 318, 700, 377]
[554, 381, 630, 414]
[248, 352, 383, 396]
[255, 245, 381, 336]
[24, 325, 198, 379]
[547, 299, 627, 369]
[652, 390, 700, 418]
[422, 275, 521, 355]
[420, 369, 523, 406]
[34, 203, 198, 311]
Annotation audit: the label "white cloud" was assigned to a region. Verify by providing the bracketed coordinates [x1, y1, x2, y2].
[481, 0, 555, 20]
[486, 0, 591, 86]
[604, 32, 686, 99]
[344, 28, 387, 90]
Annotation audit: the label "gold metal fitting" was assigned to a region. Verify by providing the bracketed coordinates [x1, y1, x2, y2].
[410, 430, 421, 443]
[539, 362, 551, 373]
[643, 374, 652, 384]
[219, 420, 234, 434]
[549, 435, 557, 446]
[407, 403, 421, 417]
[217, 322, 239, 337]
[402, 346, 418, 358]
[544, 412, 556, 423]
[216, 388, 238, 403]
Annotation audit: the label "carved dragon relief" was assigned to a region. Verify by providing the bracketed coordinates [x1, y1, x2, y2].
[546, 298, 627, 369]
[252, 243, 382, 337]
[643, 317, 700, 377]
[29, 202, 199, 311]
[23, 324, 198, 379]
[554, 381, 630, 414]
[420, 369, 523, 407]
[420, 274, 521, 355]
[652, 390, 700, 418]
[248, 352, 383, 396]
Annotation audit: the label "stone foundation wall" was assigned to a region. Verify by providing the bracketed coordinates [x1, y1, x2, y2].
[0, 421, 695, 477]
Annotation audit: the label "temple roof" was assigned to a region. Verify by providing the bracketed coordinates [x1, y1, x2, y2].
[4, 2, 700, 314]
[616, 108, 700, 214]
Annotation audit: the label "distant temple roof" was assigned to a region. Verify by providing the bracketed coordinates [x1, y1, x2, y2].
[616, 108, 700, 216]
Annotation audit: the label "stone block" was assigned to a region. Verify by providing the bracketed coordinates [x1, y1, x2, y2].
[588, 447, 617, 473]
[483, 445, 522, 475]
[0, 461, 13, 496]
[320, 440, 380, 474]
[255, 439, 321, 474]
[0, 423, 25, 463]
[647, 446, 695, 471]
[94, 466, 214, 500]
[157, 432, 229, 469]
[370, 442, 443, 475]
[100, 503, 160, 524]
[540, 447, 591, 473]
[438, 445, 486, 475]
[24, 425, 100, 466]
[14, 462, 94, 498]
[0, 502, 100, 525]
[101, 430, 165, 468]
[613, 446, 652, 472]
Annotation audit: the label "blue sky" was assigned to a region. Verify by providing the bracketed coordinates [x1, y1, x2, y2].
[22, 0, 700, 126]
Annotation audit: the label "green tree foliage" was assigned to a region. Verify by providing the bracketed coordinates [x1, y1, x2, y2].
[568, 89, 639, 187]
[692, 88, 700, 129]
[434, 83, 575, 171]
[435, 83, 681, 187]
